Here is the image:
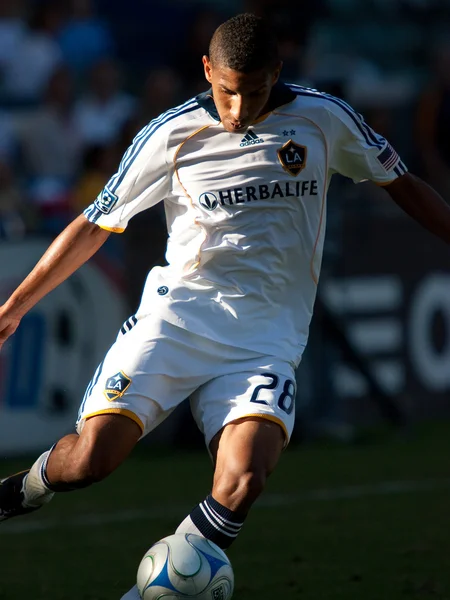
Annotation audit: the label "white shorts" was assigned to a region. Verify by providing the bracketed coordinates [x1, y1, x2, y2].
[76, 315, 296, 447]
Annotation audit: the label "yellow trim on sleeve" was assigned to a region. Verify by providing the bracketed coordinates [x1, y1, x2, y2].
[230, 413, 289, 442]
[375, 179, 397, 187]
[98, 224, 126, 233]
[82, 408, 144, 433]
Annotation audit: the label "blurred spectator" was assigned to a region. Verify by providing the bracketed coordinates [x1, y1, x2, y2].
[416, 39, 450, 200]
[95, 0, 187, 73]
[0, 111, 18, 165]
[2, 1, 65, 103]
[0, 162, 28, 240]
[18, 66, 82, 184]
[243, 0, 327, 80]
[0, 0, 26, 87]
[177, 8, 224, 95]
[58, 0, 114, 76]
[126, 67, 183, 135]
[73, 143, 120, 214]
[397, 0, 447, 22]
[74, 58, 136, 147]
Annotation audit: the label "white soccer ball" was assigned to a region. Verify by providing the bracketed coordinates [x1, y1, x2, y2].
[137, 533, 234, 599]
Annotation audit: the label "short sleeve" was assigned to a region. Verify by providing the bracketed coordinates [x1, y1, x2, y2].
[328, 99, 408, 185]
[83, 122, 170, 232]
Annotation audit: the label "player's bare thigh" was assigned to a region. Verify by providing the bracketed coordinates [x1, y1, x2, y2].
[209, 416, 285, 513]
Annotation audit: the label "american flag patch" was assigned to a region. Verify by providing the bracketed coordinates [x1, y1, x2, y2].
[377, 143, 399, 171]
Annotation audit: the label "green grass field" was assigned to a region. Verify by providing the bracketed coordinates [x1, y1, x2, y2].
[1, 421, 450, 600]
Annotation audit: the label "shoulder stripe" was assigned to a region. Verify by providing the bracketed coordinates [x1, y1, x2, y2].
[83, 204, 106, 223]
[108, 98, 198, 190]
[120, 98, 198, 171]
[83, 204, 103, 223]
[394, 162, 407, 177]
[107, 100, 200, 194]
[288, 84, 385, 150]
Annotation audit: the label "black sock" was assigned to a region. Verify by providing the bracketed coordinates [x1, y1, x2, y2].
[190, 494, 247, 549]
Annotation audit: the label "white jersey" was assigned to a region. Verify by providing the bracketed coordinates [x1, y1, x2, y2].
[83, 82, 407, 366]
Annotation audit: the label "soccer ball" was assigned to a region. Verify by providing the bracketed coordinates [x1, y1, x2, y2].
[137, 533, 234, 599]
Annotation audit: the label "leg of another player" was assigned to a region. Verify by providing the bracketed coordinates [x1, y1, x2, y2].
[176, 416, 285, 548]
[0, 414, 141, 520]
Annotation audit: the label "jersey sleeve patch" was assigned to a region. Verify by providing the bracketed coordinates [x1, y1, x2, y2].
[94, 187, 119, 214]
[376, 143, 400, 172]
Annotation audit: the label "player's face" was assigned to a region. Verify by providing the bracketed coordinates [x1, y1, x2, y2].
[203, 56, 282, 133]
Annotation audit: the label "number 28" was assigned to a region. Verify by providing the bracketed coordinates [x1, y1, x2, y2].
[250, 373, 296, 415]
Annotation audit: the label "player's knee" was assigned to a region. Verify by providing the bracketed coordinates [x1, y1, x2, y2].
[214, 468, 267, 511]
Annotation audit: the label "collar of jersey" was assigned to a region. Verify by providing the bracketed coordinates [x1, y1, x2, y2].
[195, 81, 297, 124]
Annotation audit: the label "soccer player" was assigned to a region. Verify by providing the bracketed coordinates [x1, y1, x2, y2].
[1, 13, 449, 599]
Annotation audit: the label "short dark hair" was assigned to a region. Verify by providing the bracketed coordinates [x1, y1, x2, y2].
[209, 13, 279, 73]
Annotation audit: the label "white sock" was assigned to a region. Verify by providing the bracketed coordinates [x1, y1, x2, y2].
[175, 514, 204, 538]
[23, 451, 54, 508]
[120, 584, 140, 600]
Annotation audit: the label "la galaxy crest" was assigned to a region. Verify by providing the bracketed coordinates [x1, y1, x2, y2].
[104, 371, 132, 401]
[277, 140, 307, 177]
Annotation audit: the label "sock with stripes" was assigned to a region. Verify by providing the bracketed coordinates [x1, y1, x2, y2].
[176, 494, 247, 549]
[22, 448, 55, 507]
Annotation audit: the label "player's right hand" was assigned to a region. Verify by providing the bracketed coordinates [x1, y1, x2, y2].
[0, 306, 21, 352]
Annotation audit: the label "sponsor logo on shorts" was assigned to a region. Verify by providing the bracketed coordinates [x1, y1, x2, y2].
[104, 371, 132, 401]
[157, 286, 169, 296]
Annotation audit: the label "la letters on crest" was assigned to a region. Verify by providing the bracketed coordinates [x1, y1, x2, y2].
[277, 140, 307, 177]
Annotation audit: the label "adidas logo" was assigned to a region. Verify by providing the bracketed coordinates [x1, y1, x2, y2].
[240, 130, 264, 147]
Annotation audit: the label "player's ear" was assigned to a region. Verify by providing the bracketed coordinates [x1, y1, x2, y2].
[203, 55, 213, 84]
[272, 61, 283, 85]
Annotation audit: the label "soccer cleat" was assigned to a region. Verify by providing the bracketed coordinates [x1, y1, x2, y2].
[0, 470, 42, 522]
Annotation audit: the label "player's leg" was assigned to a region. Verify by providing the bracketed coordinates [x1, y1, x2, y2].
[0, 311, 146, 522]
[175, 416, 284, 547]
[175, 363, 295, 547]
[121, 350, 295, 600]
[1, 316, 191, 523]
[0, 414, 141, 521]
[119, 419, 278, 600]
[211, 416, 284, 510]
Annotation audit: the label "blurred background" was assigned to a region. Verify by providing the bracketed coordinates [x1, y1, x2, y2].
[1, 0, 450, 452]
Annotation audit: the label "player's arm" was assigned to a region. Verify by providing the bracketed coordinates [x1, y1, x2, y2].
[0, 216, 110, 350]
[384, 172, 450, 244]
[0, 108, 172, 350]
